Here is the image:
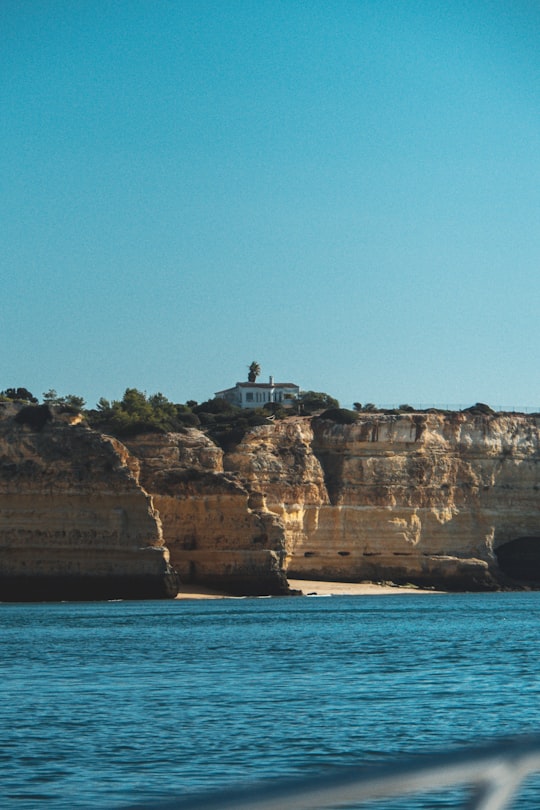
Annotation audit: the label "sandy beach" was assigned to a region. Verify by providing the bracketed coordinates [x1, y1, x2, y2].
[287, 579, 445, 596]
[175, 580, 444, 599]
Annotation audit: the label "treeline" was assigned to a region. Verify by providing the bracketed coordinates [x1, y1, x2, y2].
[0, 386, 342, 450]
[90, 389, 342, 450]
[1, 386, 502, 451]
[0, 388, 85, 410]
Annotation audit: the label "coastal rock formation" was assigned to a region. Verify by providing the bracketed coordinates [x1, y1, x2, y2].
[124, 412, 540, 591]
[2, 403, 540, 598]
[224, 412, 540, 590]
[123, 431, 289, 595]
[0, 404, 178, 600]
[293, 412, 540, 588]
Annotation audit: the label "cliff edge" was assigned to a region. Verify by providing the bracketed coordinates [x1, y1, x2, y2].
[0, 403, 178, 600]
[131, 411, 540, 592]
[2, 405, 540, 599]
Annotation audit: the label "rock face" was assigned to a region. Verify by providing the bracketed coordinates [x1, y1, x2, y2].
[2, 404, 540, 598]
[288, 412, 540, 589]
[0, 404, 178, 600]
[124, 412, 540, 591]
[123, 431, 290, 595]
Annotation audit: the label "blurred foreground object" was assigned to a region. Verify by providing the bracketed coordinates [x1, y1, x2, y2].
[126, 735, 540, 810]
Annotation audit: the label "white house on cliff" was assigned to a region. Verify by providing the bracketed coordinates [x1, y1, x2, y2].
[215, 376, 300, 410]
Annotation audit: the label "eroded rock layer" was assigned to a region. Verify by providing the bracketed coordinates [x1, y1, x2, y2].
[223, 413, 540, 590]
[0, 405, 178, 600]
[124, 412, 540, 591]
[124, 432, 289, 595]
[2, 405, 540, 598]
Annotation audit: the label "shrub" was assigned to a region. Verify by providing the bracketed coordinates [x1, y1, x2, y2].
[200, 407, 270, 452]
[88, 389, 192, 437]
[196, 412, 217, 426]
[316, 408, 358, 425]
[1, 387, 38, 403]
[42, 390, 86, 411]
[15, 404, 52, 431]
[210, 425, 248, 452]
[463, 402, 495, 416]
[176, 411, 200, 427]
[298, 390, 339, 414]
[193, 397, 235, 415]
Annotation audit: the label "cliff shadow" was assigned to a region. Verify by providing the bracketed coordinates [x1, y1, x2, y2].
[308, 449, 345, 506]
[495, 537, 540, 583]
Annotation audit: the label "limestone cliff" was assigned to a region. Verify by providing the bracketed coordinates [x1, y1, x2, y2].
[104, 412, 540, 593]
[2, 404, 540, 598]
[0, 404, 178, 600]
[123, 431, 289, 595]
[219, 412, 540, 590]
[289, 412, 540, 588]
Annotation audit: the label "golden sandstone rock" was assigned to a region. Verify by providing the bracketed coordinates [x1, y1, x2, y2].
[127, 411, 540, 592]
[1, 404, 540, 599]
[0, 404, 178, 600]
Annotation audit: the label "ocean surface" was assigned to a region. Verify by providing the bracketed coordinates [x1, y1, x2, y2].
[2, 592, 540, 809]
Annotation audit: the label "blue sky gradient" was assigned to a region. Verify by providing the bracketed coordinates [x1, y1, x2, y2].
[2, 1, 540, 409]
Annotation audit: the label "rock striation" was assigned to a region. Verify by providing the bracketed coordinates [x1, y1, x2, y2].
[228, 412, 540, 589]
[0, 404, 178, 600]
[2, 404, 540, 598]
[290, 412, 540, 589]
[123, 411, 540, 591]
[123, 431, 290, 595]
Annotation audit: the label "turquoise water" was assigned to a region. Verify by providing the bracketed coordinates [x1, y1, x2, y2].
[1, 592, 540, 808]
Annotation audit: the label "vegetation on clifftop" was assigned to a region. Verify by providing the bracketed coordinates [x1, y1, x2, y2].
[3, 381, 527, 448]
[87, 389, 200, 436]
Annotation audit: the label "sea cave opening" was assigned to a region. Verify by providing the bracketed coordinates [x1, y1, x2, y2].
[495, 537, 540, 582]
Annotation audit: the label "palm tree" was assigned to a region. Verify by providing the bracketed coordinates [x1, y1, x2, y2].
[248, 361, 261, 383]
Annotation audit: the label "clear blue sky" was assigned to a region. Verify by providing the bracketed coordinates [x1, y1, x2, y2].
[2, 0, 539, 410]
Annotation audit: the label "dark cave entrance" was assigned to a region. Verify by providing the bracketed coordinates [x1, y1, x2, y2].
[495, 537, 540, 582]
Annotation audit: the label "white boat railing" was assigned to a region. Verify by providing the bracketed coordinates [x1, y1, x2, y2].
[126, 735, 540, 810]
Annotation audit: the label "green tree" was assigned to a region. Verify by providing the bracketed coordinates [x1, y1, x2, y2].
[1, 387, 38, 403]
[463, 402, 495, 416]
[89, 388, 191, 436]
[298, 390, 339, 414]
[248, 361, 261, 383]
[317, 407, 358, 425]
[193, 397, 236, 415]
[64, 395, 85, 410]
[42, 390, 85, 411]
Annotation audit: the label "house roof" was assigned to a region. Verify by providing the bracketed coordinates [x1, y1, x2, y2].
[235, 382, 299, 389]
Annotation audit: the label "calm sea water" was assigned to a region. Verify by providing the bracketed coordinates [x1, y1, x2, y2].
[2, 592, 540, 809]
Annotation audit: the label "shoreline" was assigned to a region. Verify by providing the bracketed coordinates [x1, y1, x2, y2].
[288, 579, 446, 596]
[175, 579, 446, 600]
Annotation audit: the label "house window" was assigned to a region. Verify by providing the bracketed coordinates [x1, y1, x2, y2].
[246, 393, 253, 402]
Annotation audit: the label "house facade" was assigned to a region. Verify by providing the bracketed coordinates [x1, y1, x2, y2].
[215, 376, 300, 410]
